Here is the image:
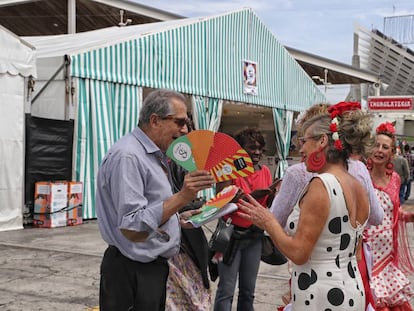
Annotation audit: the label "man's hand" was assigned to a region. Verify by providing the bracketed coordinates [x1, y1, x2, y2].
[179, 209, 202, 229]
[179, 170, 215, 202]
[161, 170, 214, 225]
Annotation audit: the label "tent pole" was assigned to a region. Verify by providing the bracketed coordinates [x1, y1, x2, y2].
[68, 0, 76, 34]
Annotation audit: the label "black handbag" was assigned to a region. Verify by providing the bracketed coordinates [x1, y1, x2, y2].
[208, 218, 234, 254]
[261, 234, 287, 265]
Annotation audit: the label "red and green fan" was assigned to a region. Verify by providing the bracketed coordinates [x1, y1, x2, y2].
[185, 185, 241, 227]
[166, 130, 254, 182]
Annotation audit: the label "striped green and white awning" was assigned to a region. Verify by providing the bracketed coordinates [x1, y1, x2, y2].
[71, 8, 325, 111]
[70, 8, 326, 218]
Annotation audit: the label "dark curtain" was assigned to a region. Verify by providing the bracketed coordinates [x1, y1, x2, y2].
[25, 115, 74, 216]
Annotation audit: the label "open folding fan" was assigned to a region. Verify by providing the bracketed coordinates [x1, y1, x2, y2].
[166, 130, 254, 182]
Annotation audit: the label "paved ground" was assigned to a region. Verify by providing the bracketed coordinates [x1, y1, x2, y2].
[0, 219, 290, 311]
[0, 221, 102, 311]
[1, 199, 414, 310]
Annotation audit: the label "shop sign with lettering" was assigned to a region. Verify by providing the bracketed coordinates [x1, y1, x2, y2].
[368, 96, 413, 111]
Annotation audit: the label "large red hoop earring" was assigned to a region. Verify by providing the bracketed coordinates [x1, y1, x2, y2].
[307, 148, 326, 171]
[366, 158, 373, 171]
[385, 161, 394, 176]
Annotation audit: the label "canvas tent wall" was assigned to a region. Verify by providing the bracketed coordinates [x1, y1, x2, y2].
[24, 8, 325, 219]
[0, 25, 36, 230]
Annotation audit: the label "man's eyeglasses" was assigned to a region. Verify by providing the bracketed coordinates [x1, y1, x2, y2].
[297, 135, 319, 145]
[161, 115, 190, 127]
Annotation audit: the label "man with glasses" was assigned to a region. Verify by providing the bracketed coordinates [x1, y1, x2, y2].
[96, 89, 215, 311]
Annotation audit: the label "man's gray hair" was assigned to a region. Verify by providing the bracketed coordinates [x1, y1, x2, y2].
[139, 89, 186, 125]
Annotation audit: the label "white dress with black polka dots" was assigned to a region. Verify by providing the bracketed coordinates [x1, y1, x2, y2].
[286, 173, 366, 310]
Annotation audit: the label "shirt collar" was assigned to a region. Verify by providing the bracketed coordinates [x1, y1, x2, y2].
[132, 127, 160, 154]
[132, 127, 169, 162]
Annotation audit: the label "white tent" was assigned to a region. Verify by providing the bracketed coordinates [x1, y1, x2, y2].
[24, 9, 325, 219]
[0, 25, 36, 231]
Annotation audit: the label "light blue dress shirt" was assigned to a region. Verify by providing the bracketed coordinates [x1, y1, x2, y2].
[96, 127, 180, 262]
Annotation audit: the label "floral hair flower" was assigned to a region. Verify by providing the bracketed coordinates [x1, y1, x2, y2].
[327, 101, 361, 151]
[376, 121, 396, 135]
[330, 116, 343, 150]
[328, 101, 361, 119]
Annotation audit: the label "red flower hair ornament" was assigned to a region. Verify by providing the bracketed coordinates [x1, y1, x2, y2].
[327, 101, 361, 151]
[376, 121, 396, 135]
[327, 101, 361, 118]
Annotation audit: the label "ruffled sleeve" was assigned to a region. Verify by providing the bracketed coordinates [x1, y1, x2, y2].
[270, 162, 313, 227]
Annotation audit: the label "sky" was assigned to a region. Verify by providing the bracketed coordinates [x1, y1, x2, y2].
[138, 0, 414, 102]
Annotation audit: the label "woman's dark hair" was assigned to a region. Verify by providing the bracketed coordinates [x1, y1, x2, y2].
[234, 128, 265, 148]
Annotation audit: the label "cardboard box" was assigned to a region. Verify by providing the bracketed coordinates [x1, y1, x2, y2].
[33, 181, 68, 228]
[67, 181, 83, 226]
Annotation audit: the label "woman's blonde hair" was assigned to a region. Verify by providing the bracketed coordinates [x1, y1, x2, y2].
[302, 109, 374, 164]
[296, 103, 330, 136]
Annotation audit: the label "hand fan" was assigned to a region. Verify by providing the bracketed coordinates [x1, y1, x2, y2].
[167, 130, 254, 182]
[185, 185, 241, 227]
[207, 185, 242, 207]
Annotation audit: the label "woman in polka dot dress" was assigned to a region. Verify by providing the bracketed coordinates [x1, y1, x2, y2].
[365, 121, 414, 311]
[237, 104, 373, 310]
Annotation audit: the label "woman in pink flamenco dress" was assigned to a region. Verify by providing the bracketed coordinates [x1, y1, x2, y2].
[365, 121, 414, 311]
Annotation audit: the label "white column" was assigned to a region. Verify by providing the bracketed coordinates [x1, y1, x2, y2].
[68, 0, 76, 34]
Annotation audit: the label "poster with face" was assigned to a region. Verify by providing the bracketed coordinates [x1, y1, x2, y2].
[243, 60, 257, 95]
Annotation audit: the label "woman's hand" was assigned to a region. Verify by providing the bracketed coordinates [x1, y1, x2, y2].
[237, 194, 274, 230]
